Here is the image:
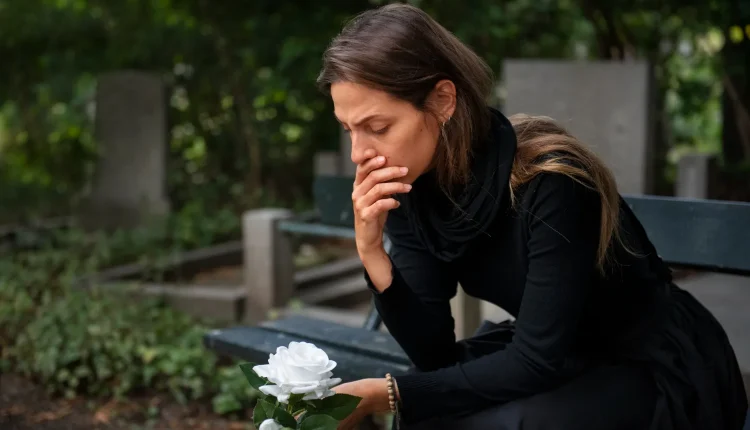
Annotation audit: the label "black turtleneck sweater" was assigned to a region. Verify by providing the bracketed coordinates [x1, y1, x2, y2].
[364, 110, 670, 424]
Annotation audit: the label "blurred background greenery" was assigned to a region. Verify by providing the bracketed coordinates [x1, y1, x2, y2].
[1, 0, 748, 223]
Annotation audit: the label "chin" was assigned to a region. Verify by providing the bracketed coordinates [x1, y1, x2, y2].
[403, 172, 419, 185]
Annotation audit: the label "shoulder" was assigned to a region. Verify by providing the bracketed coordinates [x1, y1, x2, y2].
[517, 172, 601, 225]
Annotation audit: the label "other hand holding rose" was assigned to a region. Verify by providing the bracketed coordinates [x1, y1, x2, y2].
[239, 341, 362, 430]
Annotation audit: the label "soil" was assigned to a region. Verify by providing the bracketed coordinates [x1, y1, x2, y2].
[0, 374, 254, 430]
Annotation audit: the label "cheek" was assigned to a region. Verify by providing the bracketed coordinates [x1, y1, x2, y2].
[410, 125, 438, 167]
[378, 121, 437, 175]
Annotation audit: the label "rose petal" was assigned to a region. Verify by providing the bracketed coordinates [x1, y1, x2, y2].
[260, 384, 290, 404]
[302, 388, 336, 401]
[288, 342, 330, 368]
[319, 377, 342, 389]
[259, 419, 284, 430]
[321, 360, 337, 373]
[252, 364, 274, 379]
[289, 382, 323, 394]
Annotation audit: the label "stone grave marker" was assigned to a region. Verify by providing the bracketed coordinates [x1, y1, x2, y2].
[503, 59, 656, 195]
[81, 70, 170, 229]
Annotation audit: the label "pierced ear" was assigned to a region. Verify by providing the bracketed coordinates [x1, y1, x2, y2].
[430, 79, 456, 124]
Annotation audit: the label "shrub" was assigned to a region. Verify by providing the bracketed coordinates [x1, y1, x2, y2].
[0, 208, 255, 416]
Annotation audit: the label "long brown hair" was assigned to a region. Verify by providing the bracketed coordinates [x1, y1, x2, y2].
[508, 114, 625, 271]
[318, 4, 624, 271]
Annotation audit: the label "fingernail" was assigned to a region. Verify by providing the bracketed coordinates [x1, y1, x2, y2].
[377, 156, 385, 163]
[404, 184, 412, 191]
[400, 167, 408, 174]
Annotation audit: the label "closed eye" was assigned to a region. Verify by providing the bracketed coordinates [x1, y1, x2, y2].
[371, 126, 389, 135]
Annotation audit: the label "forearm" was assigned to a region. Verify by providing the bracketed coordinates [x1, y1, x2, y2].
[359, 247, 393, 293]
[394, 342, 572, 424]
[364, 254, 459, 371]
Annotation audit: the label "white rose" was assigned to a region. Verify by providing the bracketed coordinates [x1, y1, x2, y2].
[258, 419, 284, 430]
[253, 341, 342, 403]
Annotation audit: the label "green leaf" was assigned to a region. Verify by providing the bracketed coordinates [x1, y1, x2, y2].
[253, 398, 298, 428]
[253, 399, 277, 428]
[273, 407, 297, 429]
[288, 392, 305, 406]
[239, 362, 267, 391]
[298, 414, 340, 430]
[305, 393, 361, 420]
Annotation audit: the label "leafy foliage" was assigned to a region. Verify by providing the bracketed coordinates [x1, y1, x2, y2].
[1, 0, 744, 222]
[0, 207, 250, 416]
[1, 280, 257, 415]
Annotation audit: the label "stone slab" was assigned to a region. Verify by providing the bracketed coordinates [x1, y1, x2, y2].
[82, 70, 169, 229]
[504, 59, 655, 195]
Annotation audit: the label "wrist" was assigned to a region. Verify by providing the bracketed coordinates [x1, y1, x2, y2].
[360, 249, 393, 293]
[364, 378, 392, 414]
[357, 243, 385, 260]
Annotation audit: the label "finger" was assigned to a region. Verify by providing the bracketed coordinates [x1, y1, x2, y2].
[358, 166, 409, 195]
[359, 198, 400, 221]
[354, 154, 385, 188]
[355, 182, 411, 211]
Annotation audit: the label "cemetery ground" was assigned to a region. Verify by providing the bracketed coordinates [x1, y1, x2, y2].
[0, 373, 251, 430]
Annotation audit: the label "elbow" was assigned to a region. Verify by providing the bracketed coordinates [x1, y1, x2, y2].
[513, 344, 575, 387]
[410, 342, 461, 372]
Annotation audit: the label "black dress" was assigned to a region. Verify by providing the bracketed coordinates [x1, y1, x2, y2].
[365, 108, 748, 429]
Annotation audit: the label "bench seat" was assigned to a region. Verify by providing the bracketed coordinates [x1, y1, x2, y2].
[204, 315, 411, 382]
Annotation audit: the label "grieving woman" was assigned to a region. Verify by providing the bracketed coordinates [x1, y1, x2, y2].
[317, 3, 748, 429]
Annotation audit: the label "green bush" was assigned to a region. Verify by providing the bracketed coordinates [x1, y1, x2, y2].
[1, 277, 257, 416]
[0, 209, 255, 417]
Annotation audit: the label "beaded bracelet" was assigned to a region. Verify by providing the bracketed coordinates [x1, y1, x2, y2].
[385, 373, 401, 428]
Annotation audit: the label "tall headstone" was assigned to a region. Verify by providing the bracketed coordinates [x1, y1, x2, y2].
[675, 153, 717, 199]
[314, 151, 341, 177]
[503, 60, 655, 195]
[82, 71, 170, 229]
[339, 127, 357, 176]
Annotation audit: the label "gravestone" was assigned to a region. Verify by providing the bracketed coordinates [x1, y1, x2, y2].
[503, 60, 655, 195]
[81, 71, 170, 229]
[242, 208, 295, 324]
[339, 127, 357, 176]
[314, 151, 341, 177]
[675, 153, 717, 199]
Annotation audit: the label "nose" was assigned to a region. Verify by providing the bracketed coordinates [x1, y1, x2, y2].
[349, 132, 372, 165]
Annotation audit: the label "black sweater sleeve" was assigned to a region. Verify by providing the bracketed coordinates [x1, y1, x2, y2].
[366, 209, 461, 372]
[368, 173, 602, 424]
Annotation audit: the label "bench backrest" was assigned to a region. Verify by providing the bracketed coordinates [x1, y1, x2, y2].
[313, 175, 358, 227]
[622, 194, 750, 275]
[314, 175, 750, 275]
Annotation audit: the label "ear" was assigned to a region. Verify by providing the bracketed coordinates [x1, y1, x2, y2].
[428, 79, 456, 124]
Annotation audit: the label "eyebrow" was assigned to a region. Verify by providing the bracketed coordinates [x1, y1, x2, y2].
[335, 113, 388, 127]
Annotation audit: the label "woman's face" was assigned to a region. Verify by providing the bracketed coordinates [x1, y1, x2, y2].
[331, 82, 450, 184]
